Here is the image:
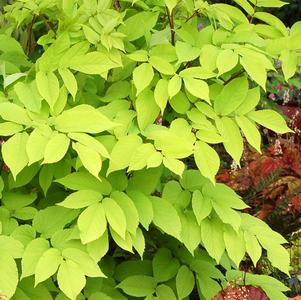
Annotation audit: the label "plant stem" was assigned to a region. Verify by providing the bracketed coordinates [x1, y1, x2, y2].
[249, 0, 258, 24]
[223, 70, 245, 85]
[166, 6, 175, 46]
[185, 11, 198, 23]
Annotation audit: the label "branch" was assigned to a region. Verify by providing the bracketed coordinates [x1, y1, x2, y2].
[223, 70, 245, 85]
[41, 15, 55, 32]
[185, 11, 198, 23]
[166, 6, 175, 46]
[249, 0, 258, 24]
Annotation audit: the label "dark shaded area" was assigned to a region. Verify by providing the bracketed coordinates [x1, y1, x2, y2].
[269, 0, 301, 27]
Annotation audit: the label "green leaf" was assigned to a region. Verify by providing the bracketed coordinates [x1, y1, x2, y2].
[224, 227, 245, 267]
[194, 141, 220, 183]
[14, 81, 42, 112]
[152, 248, 180, 282]
[179, 67, 216, 80]
[240, 55, 267, 89]
[214, 76, 248, 115]
[55, 171, 112, 194]
[280, 49, 298, 81]
[235, 115, 261, 152]
[127, 191, 154, 230]
[127, 50, 148, 62]
[82, 25, 99, 44]
[183, 78, 210, 103]
[149, 56, 175, 75]
[254, 12, 288, 36]
[4, 72, 25, 89]
[119, 11, 158, 41]
[217, 117, 243, 164]
[168, 75, 182, 98]
[196, 274, 221, 300]
[0, 253, 18, 299]
[58, 190, 101, 209]
[201, 217, 225, 263]
[115, 260, 153, 282]
[128, 143, 160, 171]
[35, 248, 62, 286]
[108, 135, 142, 174]
[180, 211, 202, 253]
[43, 133, 70, 164]
[133, 63, 154, 95]
[212, 200, 241, 232]
[55, 104, 116, 134]
[0, 102, 31, 125]
[10, 225, 35, 247]
[244, 231, 262, 266]
[151, 197, 181, 239]
[192, 190, 212, 225]
[2, 132, 29, 179]
[232, 0, 254, 15]
[216, 49, 238, 76]
[127, 167, 163, 194]
[13, 207, 37, 220]
[248, 109, 292, 134]
[26, 127, 52, 165]
[0, 235, 24, 258]
[175, 41, 201, 63]
[212, 3, 249, 24]
[111, 229, 133, 253]
[68, 133, 110, 158]
[132, 227, 145, 258]
[195, 102, 217, 119]
[73, 142, 102, 179]
[154, 79, 169, 114]
[257, 0, 288, 8]
[196, 129, 223, 144]
[102, 198, 127, 239]
[111, 191, 139, 236]
[117, 275, 156, 297]
[57, 260, 86, 300]
[148, 119, 195, 159]
[77, 203, 106, 244]
[164, 0, 178, 11]
[58, 68, 78, 99]
[33, 206, 78, 237]
[36, 71, 60, 109]
[62, 248, 105, 277]
[2, 191, 36, 211]
[0, 122, 23, 136]
[235, 87, 260, 115]
[156, 285, 177, 300]
[21, 238, 49, 278]
[12, 277, 53, 300]
[86, 231, 109, 262]
[266, 244, 290, 274]
[136, 89, 160, 130]
[176, 266, 195, 299]
[169, 91, 190, 114]
[163, 157, 185, 177]
[69, 52, 120, 75]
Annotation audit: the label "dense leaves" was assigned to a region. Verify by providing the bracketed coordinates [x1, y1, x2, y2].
[0, 0, 299, 299]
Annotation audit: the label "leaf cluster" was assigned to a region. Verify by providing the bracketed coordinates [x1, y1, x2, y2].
[0, 0, 300, 299]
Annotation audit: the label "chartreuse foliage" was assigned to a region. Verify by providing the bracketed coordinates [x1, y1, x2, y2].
[0, 0, 299, 299]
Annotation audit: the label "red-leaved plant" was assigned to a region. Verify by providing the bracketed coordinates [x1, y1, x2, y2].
[212, 282, 268, 300]
[218, 139, 301, 236]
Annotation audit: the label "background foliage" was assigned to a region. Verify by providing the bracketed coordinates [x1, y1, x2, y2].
[0, 0, 300, 299]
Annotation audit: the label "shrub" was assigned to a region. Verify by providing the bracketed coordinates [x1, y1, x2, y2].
[0, 0, 300, 299]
